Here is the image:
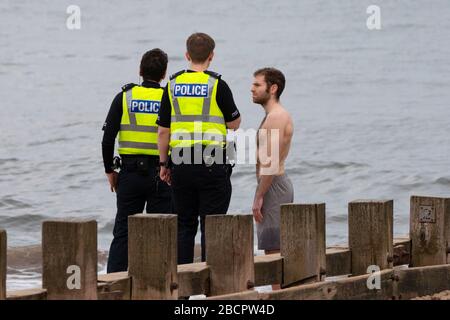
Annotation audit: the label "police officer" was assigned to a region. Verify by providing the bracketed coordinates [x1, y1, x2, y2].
[157, 33, 241, 264]
[102, 48, 172, 273]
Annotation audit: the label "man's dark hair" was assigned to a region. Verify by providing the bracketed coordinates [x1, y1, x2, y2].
[253, 67, 286, 100]
[140, 48, 168, 82]
[186, 33, 215, 63]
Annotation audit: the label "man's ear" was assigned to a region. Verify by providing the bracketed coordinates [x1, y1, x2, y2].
[270, 84, 278, 97]
[139, 67, 143, 77]
[185, 52, 191, 62]
[208, 51, 214, 62]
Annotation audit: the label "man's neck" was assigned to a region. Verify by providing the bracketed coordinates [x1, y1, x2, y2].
[263, 98, 280, 114]
[189, 61, 210, 72]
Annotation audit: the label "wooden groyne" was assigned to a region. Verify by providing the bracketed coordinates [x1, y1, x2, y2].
[1, 195, 449, 300]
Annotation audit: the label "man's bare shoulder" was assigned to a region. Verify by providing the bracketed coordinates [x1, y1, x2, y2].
[264, 107, 292, 127]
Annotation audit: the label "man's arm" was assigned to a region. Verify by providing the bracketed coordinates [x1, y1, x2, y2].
[158, 126, 170, 163]
[226, 116, 241, 130]
[102, 92, 122, 191]
[102, 92, 122, 172]
[216, 79, 241, 129]
[157, 85, 172, 184]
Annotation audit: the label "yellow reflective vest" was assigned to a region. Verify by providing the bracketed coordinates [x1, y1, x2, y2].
[118, 85, 162, 155]
[168, 71, 227, 148]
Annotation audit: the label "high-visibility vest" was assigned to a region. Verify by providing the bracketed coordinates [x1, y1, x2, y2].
[118, 85, 162, 155]
[168, 71, 227, 148]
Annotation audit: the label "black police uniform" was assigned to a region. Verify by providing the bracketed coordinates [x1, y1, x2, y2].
[157, 70, 240, 264]
[102, 81, 172, 273]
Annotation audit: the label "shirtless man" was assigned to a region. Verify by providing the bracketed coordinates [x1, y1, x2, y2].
[252, 68, 294, 268]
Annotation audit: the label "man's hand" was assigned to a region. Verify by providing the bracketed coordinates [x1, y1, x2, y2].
[252, 195, 264, 223]
[160, 166, 171, 186]
[106, 172, 118, 192]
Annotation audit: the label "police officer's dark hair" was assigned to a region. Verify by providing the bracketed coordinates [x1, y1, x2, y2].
[186, 33, 215, 63]
[140, 48, 168, 82]
[253, 67, 286, 100]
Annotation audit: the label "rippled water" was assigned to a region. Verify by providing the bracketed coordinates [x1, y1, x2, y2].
[1, 0, 450, 290]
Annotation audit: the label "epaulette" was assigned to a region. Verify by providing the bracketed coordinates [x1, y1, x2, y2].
[170, 70, 186, 80]
[121, 83, 137, 92]
[204, 70, 221, 79]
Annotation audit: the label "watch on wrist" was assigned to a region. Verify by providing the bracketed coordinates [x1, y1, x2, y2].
[159, 160, 169, 168]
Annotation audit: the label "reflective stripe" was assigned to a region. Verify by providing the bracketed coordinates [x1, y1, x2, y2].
[171, 115, 225, 124]
[170, 132, 226, 141]
[202, 76, 217, 115]
[125, 90, 137, 125]
[118, 141, 158, 150]
[120, 124, 158, 133]
[170, 80, 182, 115]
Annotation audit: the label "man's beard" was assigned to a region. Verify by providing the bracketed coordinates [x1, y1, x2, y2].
[253, 92, 270, 105]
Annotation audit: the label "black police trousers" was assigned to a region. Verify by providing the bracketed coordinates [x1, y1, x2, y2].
[171, 163, 232, 265]
[107, 163, 172, 273]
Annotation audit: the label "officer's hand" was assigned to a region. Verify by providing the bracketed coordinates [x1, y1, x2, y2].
[160, 167, 172, 186]
[106, 172, 118, 192]
[252, 195, 264, 223]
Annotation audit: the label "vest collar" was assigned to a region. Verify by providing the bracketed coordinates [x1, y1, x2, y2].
[141, 80, 161, 88]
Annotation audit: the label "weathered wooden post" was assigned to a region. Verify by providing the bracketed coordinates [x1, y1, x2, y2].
[206, 214, 254, 296]
[410, 196, 450, 267]
[42, 220, 97, 299]
[128, 214, 178, 300]
[348, 200, 393, 276]
[280, 203, 326, 287]
[0, 229, 6, 300]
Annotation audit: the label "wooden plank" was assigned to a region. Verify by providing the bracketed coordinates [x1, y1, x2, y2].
[128, 214, 178, 300]
[178, 262, 210, 297]
[207, 290, 260, 300]
[7, 288, 47, 300]
[42, 220, 97, 299]
[254, 254, 283, 287]
[394, 236, 410, 247]
[259, 264, 450, 301]
[206, 215, 254, 296]
[349, 200, 393, 275]
[97, 282, 128, 300]
[324, 238, 409, 277]
[323, 238, 408, 278]
[255, 247, 351, 287]
[6, 273, 129, 301]
[8, 264, 450, 301]
[97, 290, 125, 300]
[95, 236, 410, 298]
[0, 230, 6, 300]
[326, 247, 351, 277]
[318, 204, 326, 279]
[260, 269, 395, 300]
[98, 264, 210, 299]
[98, 271, 128, 283]
[395, 264, 450, 300]
[280, 203, 326, 286]
[97, 272, 131, 300]
[393, 237, 411, 266]
[410, 196, 450, 267]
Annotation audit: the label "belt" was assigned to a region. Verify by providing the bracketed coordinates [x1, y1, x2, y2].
[120, 155, 159, 171]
